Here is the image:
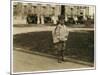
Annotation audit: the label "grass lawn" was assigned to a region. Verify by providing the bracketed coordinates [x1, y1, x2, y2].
[13, 31, 94, 63]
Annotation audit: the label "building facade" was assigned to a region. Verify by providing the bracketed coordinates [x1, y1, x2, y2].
[13, 2, 95, 25]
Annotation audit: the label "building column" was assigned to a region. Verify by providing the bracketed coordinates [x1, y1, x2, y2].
[41, 15, 44, 24]
[37, 15, 40, 24]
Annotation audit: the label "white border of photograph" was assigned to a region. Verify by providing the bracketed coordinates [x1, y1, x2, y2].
[0, 0, 99, 75]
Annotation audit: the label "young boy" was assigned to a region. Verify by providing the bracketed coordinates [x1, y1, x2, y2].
[52, 19, 69, 63]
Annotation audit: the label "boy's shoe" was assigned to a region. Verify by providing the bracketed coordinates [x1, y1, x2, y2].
[61, 57, 64, 61]
[58, 60, 62, 63]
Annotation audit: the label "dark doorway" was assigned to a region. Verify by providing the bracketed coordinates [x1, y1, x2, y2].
[61, 5, 65, 16]
[59, 5, 65, 20]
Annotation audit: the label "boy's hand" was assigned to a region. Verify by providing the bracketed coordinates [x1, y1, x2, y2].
[65, 35, 68, 38]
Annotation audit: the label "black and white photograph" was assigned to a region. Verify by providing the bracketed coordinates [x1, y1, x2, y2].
[12, 0, 95, 74]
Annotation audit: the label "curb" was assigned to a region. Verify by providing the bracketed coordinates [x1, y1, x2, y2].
[14, 47, 94, 67]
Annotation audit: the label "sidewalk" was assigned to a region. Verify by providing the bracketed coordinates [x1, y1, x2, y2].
[13, 48, 94, 73]
[14, 47, 94, 67]
[13, 25, 94, 35]
[13, 23, 94, 28]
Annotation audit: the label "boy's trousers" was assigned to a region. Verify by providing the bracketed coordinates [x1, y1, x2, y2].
[54, 41, 66, 62]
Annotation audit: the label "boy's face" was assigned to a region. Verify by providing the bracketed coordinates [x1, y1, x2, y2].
[60, 20, 64, 25]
